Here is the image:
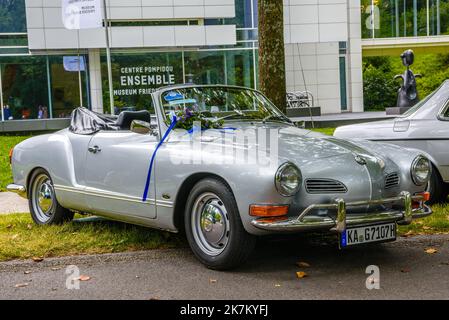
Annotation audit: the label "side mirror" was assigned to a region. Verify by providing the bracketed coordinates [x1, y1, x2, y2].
[131, 120, 152, 134]
[295, 121, 306, 129]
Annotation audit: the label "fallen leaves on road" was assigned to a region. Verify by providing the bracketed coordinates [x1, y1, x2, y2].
[296, 261, 311, 268]
[51, 267, 61, 271]
[14, 283, 29, 288]
[32, 257, 44, 262]
[76, 275, 91, 281]
[402, 230, 414, 237]
[274, 284, 281, 287]
[24, 270, 31, 275]
[296, 271, 308, 279]
[209, 279, 217, 284]
[425, 248, 438, 254]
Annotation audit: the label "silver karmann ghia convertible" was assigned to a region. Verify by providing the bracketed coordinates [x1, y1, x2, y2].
[8, 85, 432, 269]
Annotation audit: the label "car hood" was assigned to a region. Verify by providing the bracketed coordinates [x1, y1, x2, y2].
[170, 122, 392, 166]
[334, 119, 402, 139]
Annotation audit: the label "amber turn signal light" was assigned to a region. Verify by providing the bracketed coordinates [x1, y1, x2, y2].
[420, 191, 431, 202]
[250, 205, 289, 217]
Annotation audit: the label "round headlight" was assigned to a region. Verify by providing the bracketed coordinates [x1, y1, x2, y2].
[411, 156, 431, 186]
[275, 162, 302, 196]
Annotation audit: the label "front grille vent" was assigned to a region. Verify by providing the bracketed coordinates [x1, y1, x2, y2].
[385, 172, 400, 189]
[305, 179, 348, 194]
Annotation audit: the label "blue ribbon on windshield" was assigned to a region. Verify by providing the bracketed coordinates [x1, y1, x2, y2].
[142, 114, 178, 202]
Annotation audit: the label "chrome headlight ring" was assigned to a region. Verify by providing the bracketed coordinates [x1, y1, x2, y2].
[411, 155, 432, 186]
[275, 162, 302, 197]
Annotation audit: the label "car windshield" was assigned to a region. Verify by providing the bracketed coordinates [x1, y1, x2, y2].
[401, 89, 437, 117]
[159, 86, 291, 123]
[401, 81, 449, 117]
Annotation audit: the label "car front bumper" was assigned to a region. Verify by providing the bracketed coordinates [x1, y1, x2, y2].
[251, 191, 432, 233]
[6, 184, 27, 198]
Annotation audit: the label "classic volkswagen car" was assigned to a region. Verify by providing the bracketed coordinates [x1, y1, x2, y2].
[8, 85, 432, 269]
[335, 80, 449, 203]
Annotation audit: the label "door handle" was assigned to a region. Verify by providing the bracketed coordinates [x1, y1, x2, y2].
[88, 146, 101, 154]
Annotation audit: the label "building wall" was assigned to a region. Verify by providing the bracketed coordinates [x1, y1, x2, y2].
[25, 0, 237, 50]
[21, 0, 365, 116]
[283, 0, 363, 114]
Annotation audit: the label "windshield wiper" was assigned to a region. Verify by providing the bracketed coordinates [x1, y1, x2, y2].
[216, 109, 247, 121]
[262, 114, 292, 124]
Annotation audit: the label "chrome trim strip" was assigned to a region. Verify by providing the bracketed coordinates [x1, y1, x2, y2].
[54, 185, 174, 208]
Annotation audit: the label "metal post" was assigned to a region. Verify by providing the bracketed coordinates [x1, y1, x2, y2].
[395, 0, 399, 37]
[103, 0, 114, 115]
[78, 52, 83, 107]
[0, 66, 4, 122]
[46, 56, 53, 119]
[437, 0, 441, 35]
[413, 0, 418, 36]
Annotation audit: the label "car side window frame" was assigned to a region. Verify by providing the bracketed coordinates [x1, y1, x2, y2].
[437, 98, 449, 121]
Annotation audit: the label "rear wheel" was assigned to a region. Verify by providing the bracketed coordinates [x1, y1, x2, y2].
[28, 169, 74, 225]
[427, 166, 448, 204]
[184, 178, 256, 270]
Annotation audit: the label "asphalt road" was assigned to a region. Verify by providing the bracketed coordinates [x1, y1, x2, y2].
[0, 234, 448, 300]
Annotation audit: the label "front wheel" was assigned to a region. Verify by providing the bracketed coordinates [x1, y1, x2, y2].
[28, 169, 74, 225]
[427, 166, 448, 204]
[184, 178, 256, 270]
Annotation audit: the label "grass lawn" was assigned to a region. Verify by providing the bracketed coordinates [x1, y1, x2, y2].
[309, 127, 336, 136]
[0, 135, 32, 191]
[0, 214, 184, 262]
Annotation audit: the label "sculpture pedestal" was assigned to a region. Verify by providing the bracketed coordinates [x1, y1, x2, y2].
[386, 107, 410, 115]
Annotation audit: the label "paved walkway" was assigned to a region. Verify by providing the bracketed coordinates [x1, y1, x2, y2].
[290, 111, 396, 122]
[0, 192, 29, 214]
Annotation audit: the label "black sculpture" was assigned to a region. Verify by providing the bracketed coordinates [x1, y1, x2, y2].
[394, 49, 421, 109]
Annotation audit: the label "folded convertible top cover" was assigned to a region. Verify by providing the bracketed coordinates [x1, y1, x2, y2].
[69, 107, 118, 135]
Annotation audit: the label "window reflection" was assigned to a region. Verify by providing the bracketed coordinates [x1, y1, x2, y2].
[1, 56, 48, 120]
[362, 0, 449, 38]
[0, 0, 26, 33]
[49, 55, 89, 118]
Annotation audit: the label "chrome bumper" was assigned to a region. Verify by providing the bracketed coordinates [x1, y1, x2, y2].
[6, 184, 27, 198]
[251, 191, 432, 233]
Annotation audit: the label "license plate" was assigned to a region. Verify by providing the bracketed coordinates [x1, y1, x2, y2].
[340, 222, 396, 248]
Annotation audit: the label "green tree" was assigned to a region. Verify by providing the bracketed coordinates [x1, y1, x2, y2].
[363, 56, 397, 111]
[258, 0, 287, 113]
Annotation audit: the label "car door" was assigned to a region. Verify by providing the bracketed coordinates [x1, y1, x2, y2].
[83, 131, 159, 220]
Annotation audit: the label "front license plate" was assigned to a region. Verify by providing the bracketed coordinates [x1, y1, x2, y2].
[340, 222, 396, 248]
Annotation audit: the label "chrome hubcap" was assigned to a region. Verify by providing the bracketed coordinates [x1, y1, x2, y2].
[32, 174, 55, 223]
[192, 193, 230, 256]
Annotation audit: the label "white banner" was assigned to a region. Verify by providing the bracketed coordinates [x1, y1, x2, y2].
[63, 56, 86, 72]
[62, 0, 102, 30]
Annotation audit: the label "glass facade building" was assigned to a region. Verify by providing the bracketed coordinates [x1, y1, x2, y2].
[362, 0, 449, 38]
[100, 0, 259, 114]
[0, 0, 90, 121]
[1, 0, 259, 119]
